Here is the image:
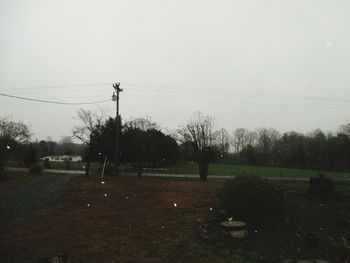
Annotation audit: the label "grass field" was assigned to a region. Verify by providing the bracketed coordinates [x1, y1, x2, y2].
[7, 160, 350, 178]
[168, 163, 350, 178]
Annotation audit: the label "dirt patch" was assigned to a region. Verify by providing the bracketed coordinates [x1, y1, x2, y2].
[2, 176, 349, 262]
[0, 177, 252, 263]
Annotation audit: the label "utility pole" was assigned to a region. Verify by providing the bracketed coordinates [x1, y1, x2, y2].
[112, 82, 123, 176]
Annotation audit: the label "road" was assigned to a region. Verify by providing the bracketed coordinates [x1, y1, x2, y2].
[0, 173, 76, 233]
[7, 167, 350, 182]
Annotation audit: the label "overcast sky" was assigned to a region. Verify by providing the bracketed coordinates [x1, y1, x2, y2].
[1, 0, 350, 141]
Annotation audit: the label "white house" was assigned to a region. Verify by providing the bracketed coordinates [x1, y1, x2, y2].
[41, 155, 82, 163]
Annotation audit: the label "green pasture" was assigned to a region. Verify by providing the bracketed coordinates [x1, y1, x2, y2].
[168, 163, 350, 178]
[7, 160, 350, 178]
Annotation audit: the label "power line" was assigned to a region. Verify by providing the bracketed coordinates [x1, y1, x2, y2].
[123, 94, 350, 111]
[8, 84, 350, 106]
[1, 80, 350, 106]
[0, 93, 110, 105]
[0, 82, 112, 92]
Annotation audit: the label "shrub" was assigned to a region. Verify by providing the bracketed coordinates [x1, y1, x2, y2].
[23, 144, 38, 167]
[43, 159, 51, 169]
[217, 175, 285, 224]
[30, 163, 44, 175]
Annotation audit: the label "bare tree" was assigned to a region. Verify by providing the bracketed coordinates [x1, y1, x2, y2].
[0, 117, 32, 177]
[232, 128, 250, 154]
[232, 128, 258, 153]
[338, 123, 350, 136]
[256, 128, 281, 164]
[123, 116, 159, 132]
[177, 112, 218, 181]
[0, 117, 31, 144]
[217, 128, 230, 158]
[72, 109, 105, 176]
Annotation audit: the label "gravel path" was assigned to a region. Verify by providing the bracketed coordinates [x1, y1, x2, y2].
[0, 174, 76, 232]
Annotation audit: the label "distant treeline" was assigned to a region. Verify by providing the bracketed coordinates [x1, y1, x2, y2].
[202, 127, 350, 172]
[3, 112, 350, 173]
[8, 127, 350, 173]
[5, 137, 84, 166]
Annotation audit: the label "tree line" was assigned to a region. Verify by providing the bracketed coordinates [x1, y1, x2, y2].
[226, 127, 350, 172]
[1, 112, 350, 181]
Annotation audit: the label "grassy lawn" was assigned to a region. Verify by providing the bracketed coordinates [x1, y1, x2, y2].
[0, 176, 253, 263]
[7, 160, 350, 179]
[169, 163, 350, 178]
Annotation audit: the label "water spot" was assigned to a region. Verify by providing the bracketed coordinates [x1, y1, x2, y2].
[6, 145, 10, 149]
[304, 77, 309, 83]
[101, 181, 105, 184]
[104, 194, 108, 197]
[326, 40, 334, 48]
[209, 207, 213, 211]
[173, 203, 177, 207]
[126, 196, 129, 199]
[87, 204, 90, 207]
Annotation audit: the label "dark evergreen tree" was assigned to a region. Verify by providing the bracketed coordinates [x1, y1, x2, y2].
[23, 144, 37, 167]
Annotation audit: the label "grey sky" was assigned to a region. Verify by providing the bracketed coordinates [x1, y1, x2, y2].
[1, 0, 350, 141]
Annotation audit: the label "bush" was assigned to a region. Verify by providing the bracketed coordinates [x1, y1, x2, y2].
[43, 159, 51, 169]
[30, 163, 44, 175]
[217, 175, 285, 224]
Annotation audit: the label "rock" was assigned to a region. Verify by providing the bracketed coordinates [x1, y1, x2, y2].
[221, 221, 246, 228]
[200, 222, 211, 228]
[39, 253, 68, 263]
[229, 230, 248, 239]
[296, 260, 329, 263]
[198, 228, 210, 241]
